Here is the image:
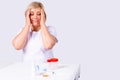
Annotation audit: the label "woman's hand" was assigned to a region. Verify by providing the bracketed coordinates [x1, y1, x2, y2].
[13, 9, 31, 50]
[25, 9, 31, 26]
[40, 9, 46, 26]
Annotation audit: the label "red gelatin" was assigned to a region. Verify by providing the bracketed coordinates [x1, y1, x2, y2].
[47, 58, 58, 62]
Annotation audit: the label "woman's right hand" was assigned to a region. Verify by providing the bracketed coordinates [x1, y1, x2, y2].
[25, 9, 31, 26]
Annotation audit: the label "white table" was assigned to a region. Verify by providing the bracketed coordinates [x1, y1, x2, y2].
[0, 62, 80, 80]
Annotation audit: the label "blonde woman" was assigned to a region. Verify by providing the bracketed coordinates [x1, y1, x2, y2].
[12, 1, 58, 63]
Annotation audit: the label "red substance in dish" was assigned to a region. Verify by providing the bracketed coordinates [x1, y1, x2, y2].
[47, 58, 58, 62]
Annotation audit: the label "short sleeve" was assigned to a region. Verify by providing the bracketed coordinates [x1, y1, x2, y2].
[47, 26, 58, 42]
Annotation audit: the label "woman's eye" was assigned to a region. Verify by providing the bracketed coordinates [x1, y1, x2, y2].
[37, 13, 41, 15]
[30, 13, 34, 16]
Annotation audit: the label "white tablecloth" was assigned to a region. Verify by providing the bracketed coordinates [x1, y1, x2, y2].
[0, 62, 80, 80]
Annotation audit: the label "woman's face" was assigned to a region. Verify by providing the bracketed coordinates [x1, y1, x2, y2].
[30, 8, 41, 27]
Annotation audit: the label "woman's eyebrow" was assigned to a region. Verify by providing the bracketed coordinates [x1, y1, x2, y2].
[30, 11, 34, 13]
[36, 11, 40, 13]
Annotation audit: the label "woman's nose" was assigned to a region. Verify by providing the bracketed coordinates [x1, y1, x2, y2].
[33, 14, 37, 18]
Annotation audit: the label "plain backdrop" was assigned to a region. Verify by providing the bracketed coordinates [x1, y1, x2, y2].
[0, 0, 120, 80]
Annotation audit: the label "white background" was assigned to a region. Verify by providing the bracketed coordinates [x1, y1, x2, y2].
[0, 0, 120, 80]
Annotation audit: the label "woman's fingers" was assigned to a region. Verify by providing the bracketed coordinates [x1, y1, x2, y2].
[27, 9, 31, 19]
[26, 9, 31, 25]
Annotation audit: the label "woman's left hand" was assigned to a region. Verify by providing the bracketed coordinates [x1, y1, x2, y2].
[40, 9, 46, 26]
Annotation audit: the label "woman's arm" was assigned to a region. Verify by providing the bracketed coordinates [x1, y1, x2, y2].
[40, 9, 57, 50]
[12, 25, 30, 50]
[41, 25, 57, 50]
[12, 10, 31, 50]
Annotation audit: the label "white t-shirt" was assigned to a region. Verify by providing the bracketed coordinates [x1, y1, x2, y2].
[19, 26, 57, 63]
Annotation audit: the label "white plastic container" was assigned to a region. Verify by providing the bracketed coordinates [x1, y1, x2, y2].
[47, 58, 59, 70]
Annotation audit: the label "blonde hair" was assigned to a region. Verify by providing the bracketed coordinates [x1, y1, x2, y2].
[25, 1, 47, 20]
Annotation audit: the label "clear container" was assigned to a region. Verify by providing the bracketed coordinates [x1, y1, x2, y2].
[33, 62, 48, 76]
[31, 56, 47, 76]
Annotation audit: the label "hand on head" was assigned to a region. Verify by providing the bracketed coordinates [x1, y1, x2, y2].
[40, 9, 46, 26]
[25, 9, 31, 26]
